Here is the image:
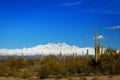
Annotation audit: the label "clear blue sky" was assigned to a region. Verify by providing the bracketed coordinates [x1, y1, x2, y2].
[0, 0, 120, 49]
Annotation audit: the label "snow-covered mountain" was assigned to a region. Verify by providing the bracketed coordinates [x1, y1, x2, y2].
[0, 43, 95, 56]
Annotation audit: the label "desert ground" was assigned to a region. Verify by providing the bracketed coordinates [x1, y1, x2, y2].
[44, 75, 120, 80]
[1, 75, 120, 80]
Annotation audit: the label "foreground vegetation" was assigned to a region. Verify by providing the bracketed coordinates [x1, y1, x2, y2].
[0, 47, 120, 79]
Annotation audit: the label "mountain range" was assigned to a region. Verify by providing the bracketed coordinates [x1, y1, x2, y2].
[0, 43, 95, 56]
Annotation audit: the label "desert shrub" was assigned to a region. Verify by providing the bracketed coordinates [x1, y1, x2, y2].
[21, 70, 32, 79]
[56, 74, 64, 79]
[48, 75, 56, 78]
[0, 63, 11, 77]
[38, 55, 66, 79]
[39, 64, 50, 79]
[96, 73, 102, 76]
[79, 76, 87, 80]
[12, 69, 33, 79]
[88, 72, 95, 76]
[92, 77, 99, 80]
[67, 76, 75, 80]
[73, 73, 80, 77]
[79, 73, 85, 76]
[108, 75, 113, 78]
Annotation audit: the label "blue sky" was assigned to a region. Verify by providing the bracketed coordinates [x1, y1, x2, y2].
[0, 0, 120, 49]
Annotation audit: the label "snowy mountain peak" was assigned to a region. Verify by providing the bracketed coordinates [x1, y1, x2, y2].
[0, 43, 95, 56]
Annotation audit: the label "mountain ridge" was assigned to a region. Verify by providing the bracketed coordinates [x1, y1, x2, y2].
[0, 43, 95, 56]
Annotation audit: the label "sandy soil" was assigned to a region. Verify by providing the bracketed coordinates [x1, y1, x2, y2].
[44, 75, 120, 80]
[0, 75, 120, 80]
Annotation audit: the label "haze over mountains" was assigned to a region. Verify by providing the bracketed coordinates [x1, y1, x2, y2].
[0, 43, 95, 56]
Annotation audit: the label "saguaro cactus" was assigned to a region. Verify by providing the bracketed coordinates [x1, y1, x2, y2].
[59, 51, 62, 62]
[86, 49, 89, 56]
[96, 43, 100, 60]
[72, 52, 76, 64]
[21, 52, 24, 58]
[94, 29, 98, 62]
[94, 29, 101, 62]
[101, 45, 104, 54]
[40, 52, 44, 61]
[21, 52, 26, 61]
[73, 52, 75, 60]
